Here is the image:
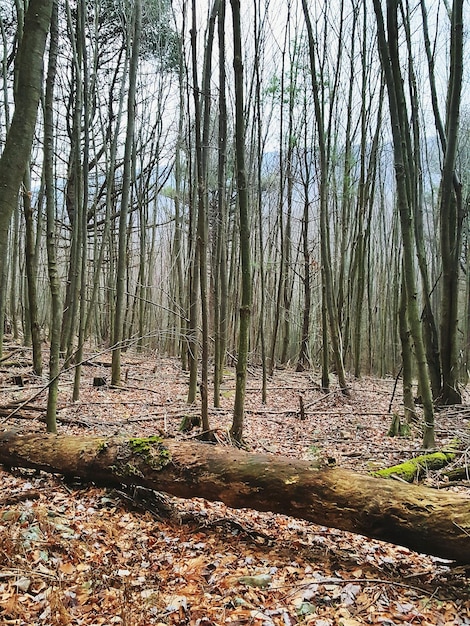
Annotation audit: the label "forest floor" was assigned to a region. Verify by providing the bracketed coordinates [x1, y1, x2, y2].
[0, 347, 469, 625]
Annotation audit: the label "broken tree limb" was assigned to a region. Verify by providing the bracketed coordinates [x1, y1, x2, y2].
[0, 433, 469, 562]
[373, 451, 457, 482]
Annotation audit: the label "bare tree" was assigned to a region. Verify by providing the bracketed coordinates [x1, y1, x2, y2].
[44, 0, 60, 433]
[372, 0, 435, 448]
[434, 0, 464, 404]
[111, 0, 142, 386]
[301, 0, 349, 394]
[230, 0, 252, 443]
[0, 0, 53, 355]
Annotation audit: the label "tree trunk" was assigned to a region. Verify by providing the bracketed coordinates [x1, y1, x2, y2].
[296, 194, 311, 372]
[191, 0, 219, 432]
[213, 0, 228, 407]
[372, 0, 435, 448]
[402, 0, 442, 401]
[186, 15, 200, 405]
[301, 0, 349, 394]
[72, 0, 90, 401]
[399, 273, 416, 423]
[111, 0, 141, 386]
[60, 0, 82, 362]
[420, 0, 464, 404]
[267, 25, 287, 379]
[44, 0, 60, 434]
[253, 0, 267, 402]
[0, 433, 469, 563]
[172, 84, 186, 369]
[22, 167, 42, 376]
[0, 0, 53, 326]
[438, 0, 464, 405]
[230, 0, 252, 443]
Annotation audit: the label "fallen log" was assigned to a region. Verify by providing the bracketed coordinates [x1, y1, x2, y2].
[0, 433, 469, 562]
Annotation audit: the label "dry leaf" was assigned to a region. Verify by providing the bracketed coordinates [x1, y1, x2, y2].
[59, 562, 76, 575]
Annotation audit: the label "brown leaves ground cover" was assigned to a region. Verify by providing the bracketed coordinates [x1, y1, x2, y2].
[0, 352, 469, 625]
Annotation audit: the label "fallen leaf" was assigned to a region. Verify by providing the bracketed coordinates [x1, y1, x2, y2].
[59, 562, 76, 575]
[13, 577, 31, 592]
[238, 574, 272, 588]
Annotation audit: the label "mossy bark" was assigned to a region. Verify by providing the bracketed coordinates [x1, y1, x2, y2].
[373, 451, 456, 481]
[386, 413, 411, 437]
[0, 433, 469, 563]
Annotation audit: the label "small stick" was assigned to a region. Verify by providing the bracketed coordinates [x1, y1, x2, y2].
[298, 394, 306, 420]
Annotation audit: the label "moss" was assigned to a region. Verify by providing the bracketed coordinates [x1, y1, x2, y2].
[178, 414, 200, 433]
[109, 437, 171, 479]
[123, 462, 144, 478]
[110, 462, 144, 479]
[372, 451, 456, 482]
[127, 436, 171, 470]
[387, 413, 411, 437]
[128, 436, 162, 453]
[97, 440, 108, 452]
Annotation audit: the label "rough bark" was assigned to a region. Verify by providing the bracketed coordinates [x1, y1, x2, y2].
[22, 168, 42, 376]
[438, 0, 464, 406]
[398, 275, 417, 423]
[0, 433, 469, 563]
[301, 0, 349, 394]
[230, 0, 252, 442]
[372, 0, 435, 447]
[0, 0, 53, 301]
[111, 0, 141, 386]
[44, 0, 60, 434]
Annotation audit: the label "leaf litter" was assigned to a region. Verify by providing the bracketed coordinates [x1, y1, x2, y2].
[0, 354, 469, 625]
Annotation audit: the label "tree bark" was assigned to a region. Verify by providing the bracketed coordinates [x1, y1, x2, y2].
[372, 0, 435, 448]
[0, 0, 53, 312]
[213, 0, 228, 407]
[44, 0, 60, 434]
[186, 6, 200, 405]
[399, 273, 417, 423]
[438, 0, 464, 405]
[253, 0, 267, 402]
[230, 0, 252, 443]
[0, 433, 469, 563]
[301, 0, 349, 394]
[111, 0, 141, 386]
[22, 167, 42, 376]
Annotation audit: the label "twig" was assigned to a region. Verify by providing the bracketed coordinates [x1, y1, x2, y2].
[389, 473, 411, 484]
[245, 408, 298, 415]
[0, 348, 28, 364]
[304, 389, 343, 409]
[308, 410, 390, 416]
[453, 521, 470, 537]
[109, 384, 161, 395]
[299, 394, 306, 420]
[388, 365, 403, 413]
[282, 576, 433, 599]
[0, 490, 41, 505]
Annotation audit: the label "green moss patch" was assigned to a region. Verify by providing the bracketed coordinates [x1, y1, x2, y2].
[111, 437, 171, 480]
[127, 436, 171, 470]
[372, 451, 456, 482]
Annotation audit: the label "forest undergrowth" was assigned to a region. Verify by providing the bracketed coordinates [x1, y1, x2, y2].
[0, 348, 469, 625]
